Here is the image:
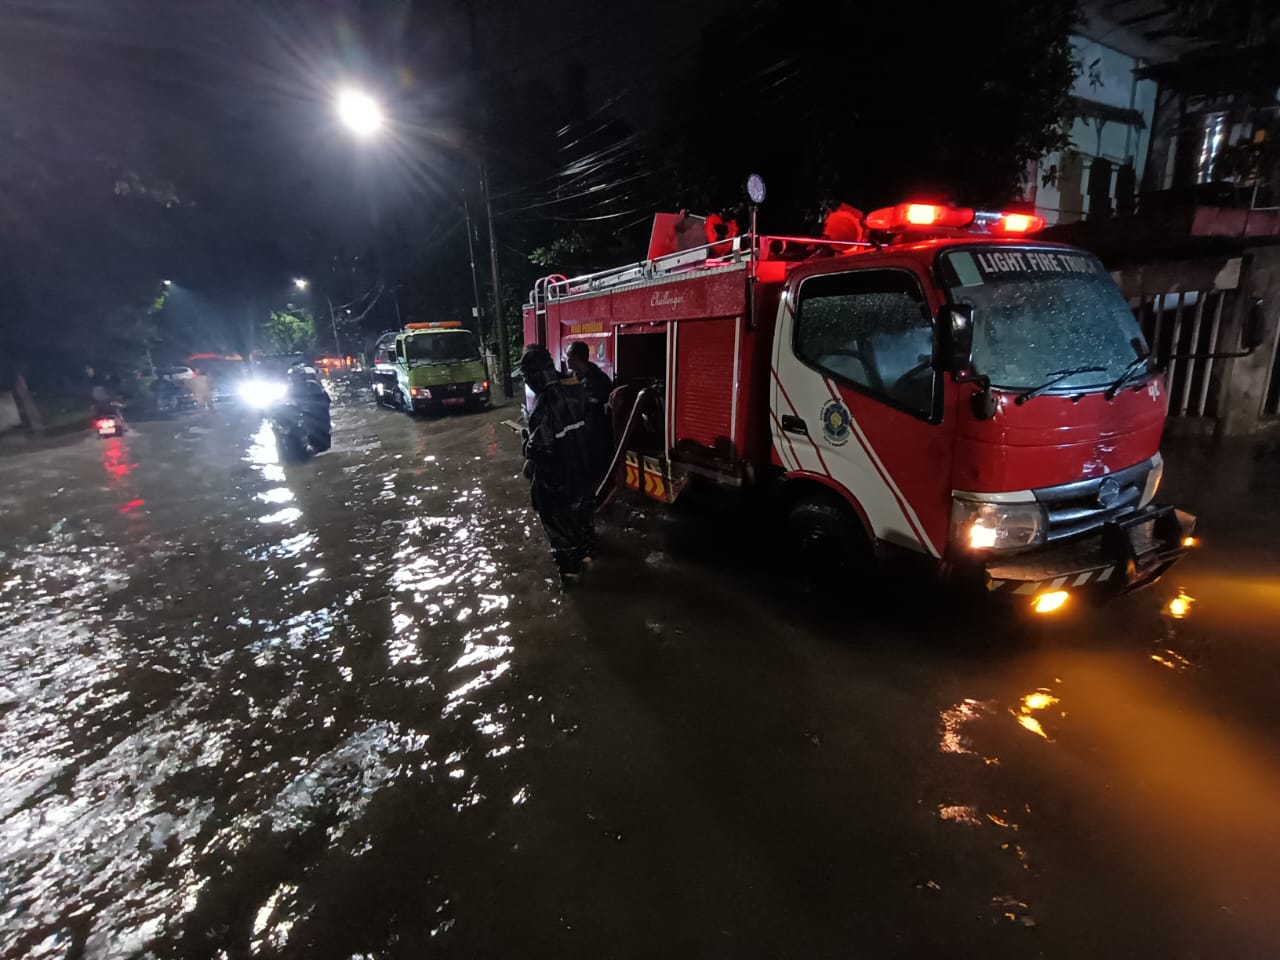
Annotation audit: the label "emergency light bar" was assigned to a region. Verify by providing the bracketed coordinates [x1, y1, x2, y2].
[405, 321, 463, 329]
[865, 203, 975, 231]
[863, 202, 1045, 236]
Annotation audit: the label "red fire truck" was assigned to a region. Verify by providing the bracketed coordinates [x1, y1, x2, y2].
[522, 200, 1196, 610]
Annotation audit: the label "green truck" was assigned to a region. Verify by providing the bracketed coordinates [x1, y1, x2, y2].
[370, 322, 491, 414]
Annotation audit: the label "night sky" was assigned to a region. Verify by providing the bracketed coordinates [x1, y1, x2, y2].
[0, 0, 723, 359]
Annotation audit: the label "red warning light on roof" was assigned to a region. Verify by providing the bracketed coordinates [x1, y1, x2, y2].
[990, 212, 1046, 234]
[864, 203, 975, 231]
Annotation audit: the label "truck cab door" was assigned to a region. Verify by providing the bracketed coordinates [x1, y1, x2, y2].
[394, 339, 407, 386]
[771, 264, 954, 556]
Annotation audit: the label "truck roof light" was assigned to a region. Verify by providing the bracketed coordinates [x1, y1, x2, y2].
[864, 203, 975, 231]
[990, 212, 1046, 234]
[405, 321, 463, 330]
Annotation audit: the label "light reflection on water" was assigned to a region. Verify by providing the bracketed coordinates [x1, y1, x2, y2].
[0, 408, 536, 957]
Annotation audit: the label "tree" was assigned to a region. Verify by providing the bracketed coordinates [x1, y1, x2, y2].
[660, 0, 1080, 230]
[262, 309, 316, 355]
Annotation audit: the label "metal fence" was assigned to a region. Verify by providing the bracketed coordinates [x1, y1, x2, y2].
[1128, 288, 1235, 418]
[1116, 248, 1280, 432]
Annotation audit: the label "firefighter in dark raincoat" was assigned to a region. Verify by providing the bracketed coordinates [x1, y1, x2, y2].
[566, 341, 615, 495]
[521, 345, 594, 578]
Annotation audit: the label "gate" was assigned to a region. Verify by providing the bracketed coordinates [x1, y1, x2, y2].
[1113, 249, 1280, 434]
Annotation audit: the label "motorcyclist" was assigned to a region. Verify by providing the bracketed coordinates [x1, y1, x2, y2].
[521, 345, 594, 580]
[279, 365, 332, 453]
[90, 375, 122, 418]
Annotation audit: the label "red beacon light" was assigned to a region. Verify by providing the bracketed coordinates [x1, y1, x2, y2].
[864, 202, 975, 231]
[988, 211, 1046, 234]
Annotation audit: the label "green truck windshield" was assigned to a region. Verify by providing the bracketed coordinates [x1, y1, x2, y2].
[939, 248, 1147, 392]
[405, 331, 481, 365]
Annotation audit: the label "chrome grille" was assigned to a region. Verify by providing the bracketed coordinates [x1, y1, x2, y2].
[1033, 459, 1151, 542]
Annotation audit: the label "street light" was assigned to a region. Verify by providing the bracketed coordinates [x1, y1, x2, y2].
[335, 88, 384, 138]
[329, 86, 512, 399]
[289, 276, 338, 354]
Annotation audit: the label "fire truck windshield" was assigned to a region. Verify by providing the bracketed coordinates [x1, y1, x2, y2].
[939, 247, 1147, 393]
[405, 330, 481, 365]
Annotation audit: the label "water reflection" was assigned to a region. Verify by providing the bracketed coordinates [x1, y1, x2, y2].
[1013, 688, 1060, 740]
[0, 403, 543, 956]
[1166, 589, 1194, 619]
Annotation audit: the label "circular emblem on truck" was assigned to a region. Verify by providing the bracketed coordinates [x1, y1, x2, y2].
[820, 399, 852, 446]
[1097, 477, 1121, 508]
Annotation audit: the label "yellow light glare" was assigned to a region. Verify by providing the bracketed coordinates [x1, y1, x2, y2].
[1022, 692, 1059, 711]
[1167, 591, 1194, 619]
[968, 521, 998, 549]
[1017, 715, 1048, 738]
[1182, 536, 1198, 548]
[1031, 590, 1069, 614]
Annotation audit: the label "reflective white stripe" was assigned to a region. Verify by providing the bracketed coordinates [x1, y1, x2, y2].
[1014, 582, 1038, 595]
[1073, 571, 1093, 586]
[838, 392, 939, 558]
[555, 420, 586, 439]
[1097, 567, 1115, 582]
[1049, 576, 1069, 590]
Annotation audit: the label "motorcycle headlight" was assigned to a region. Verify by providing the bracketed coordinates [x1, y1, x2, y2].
[238, 379, 287, 408]
[951, 496, 1046, 551]
[1138, 453, 1164, 508]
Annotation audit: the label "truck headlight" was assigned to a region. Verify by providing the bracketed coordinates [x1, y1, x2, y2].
[951, 497, 1046, 551]
[472, 380, 490, 394]
[1138, 453, 1163, 507]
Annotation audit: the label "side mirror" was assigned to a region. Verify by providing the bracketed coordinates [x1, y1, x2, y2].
[1243, 298, 1266, 353]
[936, 304, 975, 375]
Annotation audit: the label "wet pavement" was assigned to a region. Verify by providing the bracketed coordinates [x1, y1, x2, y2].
[2, 386, 1280, 959]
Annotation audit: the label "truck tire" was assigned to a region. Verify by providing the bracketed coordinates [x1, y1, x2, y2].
[786, 496, 875, 589]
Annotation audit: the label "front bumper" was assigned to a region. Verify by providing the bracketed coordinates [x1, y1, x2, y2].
[408, 382, 488, 409]
[981, 503, 1195, 598]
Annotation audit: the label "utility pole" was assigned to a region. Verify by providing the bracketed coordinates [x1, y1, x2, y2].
[326, 296, 340, 354]
[463, 197, 485, 341]
[480, 160, 512, 398]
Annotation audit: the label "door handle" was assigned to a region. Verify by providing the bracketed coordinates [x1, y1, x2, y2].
[781, 414, 808, 436]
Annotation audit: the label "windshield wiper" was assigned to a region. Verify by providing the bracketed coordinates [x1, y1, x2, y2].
[1013, 365, 1108, 405]
[1104, 353, 1154, 399]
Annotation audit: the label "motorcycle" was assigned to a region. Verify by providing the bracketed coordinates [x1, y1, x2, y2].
[93, 403, 127, 438]
[267, 373, 332, 461]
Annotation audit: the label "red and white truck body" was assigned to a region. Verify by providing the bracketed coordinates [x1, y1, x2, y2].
[523, 203, 1195, 606]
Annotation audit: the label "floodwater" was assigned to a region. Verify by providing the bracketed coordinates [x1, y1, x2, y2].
[2, 387, 1279, 959]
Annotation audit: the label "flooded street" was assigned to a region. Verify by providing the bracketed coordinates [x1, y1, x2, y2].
[2, 390, 1280, 959]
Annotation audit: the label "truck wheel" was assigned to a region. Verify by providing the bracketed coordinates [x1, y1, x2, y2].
[786, 497, 875, 589]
